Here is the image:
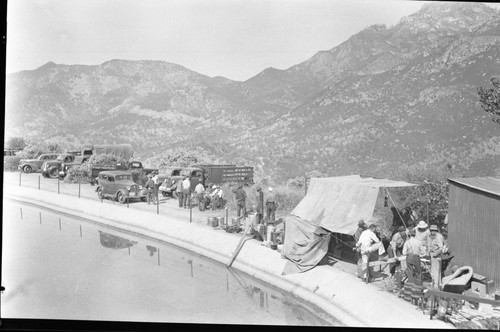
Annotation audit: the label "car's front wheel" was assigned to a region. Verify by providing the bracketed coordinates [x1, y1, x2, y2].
[48, 167, 59, 179]
[22, 165, 33, 173]
[117, 191, 127, 204]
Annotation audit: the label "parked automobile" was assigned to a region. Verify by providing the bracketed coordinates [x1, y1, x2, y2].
[157, 167, 183, 197]
[95, 170, 147, 204]
[41, 154, 87, 179]
[90, 160, 158, 185]
[18, 153, 59, 173]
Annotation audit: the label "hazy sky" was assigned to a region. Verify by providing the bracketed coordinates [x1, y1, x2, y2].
[6, 0, 500, 81]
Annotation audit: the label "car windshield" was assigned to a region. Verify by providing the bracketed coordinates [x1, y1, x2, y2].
[180, 169, 192, 176]
[56, 155, 67, 161]
[115, 175, 132, 181]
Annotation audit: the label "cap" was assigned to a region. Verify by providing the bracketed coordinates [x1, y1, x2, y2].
[429, 224, 440, 232]
[212, 185, 216, 189]
[358, 220, 366, 227]
[417, 220, 428, 229]
[268, 187, 273, 192]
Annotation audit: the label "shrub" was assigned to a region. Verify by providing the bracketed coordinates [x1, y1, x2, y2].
[89, 154, 126, 167]
[3, 156, 21, 172]
[65, 163, 91, 184]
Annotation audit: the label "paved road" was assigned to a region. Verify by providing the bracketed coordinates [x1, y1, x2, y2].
[3, 171, 232, 226]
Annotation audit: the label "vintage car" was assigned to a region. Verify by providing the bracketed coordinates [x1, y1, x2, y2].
[95, 170, 147, 204]
[41, 153, 87, 179]
[158, 167, 183, 197]
[18, 153, 59, 173]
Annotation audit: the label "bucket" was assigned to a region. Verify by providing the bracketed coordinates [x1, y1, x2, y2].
[243, 218, 254, 234]
[271, 231, 279, 244]
[257, 224, 266, 238]
[266, 225, 276, 242]
[207, 217, 214, 226]
[247, 212, 258, 227]
[436, 299, 448, 319]
[211, 217, 219, 228]
[230, 217, 240, 227]
[217, 217, 226, 228]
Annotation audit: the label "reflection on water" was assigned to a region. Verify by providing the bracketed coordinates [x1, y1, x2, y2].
[1, 202, 340, 326]
[99, 231, 137, 249]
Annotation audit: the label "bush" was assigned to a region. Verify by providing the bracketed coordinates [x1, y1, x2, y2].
[4, 156, 21, 172]
[89, 154, 126, 167]
[65, 163, 91, 184]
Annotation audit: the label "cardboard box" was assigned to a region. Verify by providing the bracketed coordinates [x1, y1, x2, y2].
[471, 281, 487, 297]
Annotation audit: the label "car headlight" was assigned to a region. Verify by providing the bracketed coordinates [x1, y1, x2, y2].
[126, 186, 131, 191]
[139, 185, 143, 190]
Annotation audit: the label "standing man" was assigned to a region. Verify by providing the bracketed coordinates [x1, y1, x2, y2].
[387, 226, 407, 276]
[144, 174, 156, 205]
[354, 220, 367, 243]
[152, 171, 159, 204]
[175, 178, 183, 208]
[232, 184, 247, 218]
[182, 176, 191, 208]
[402, 228, 423, 285]
[256, 187, 264, 224]
[195, 179, 205, 211]
[355, 224, 386, 282]
[428, 224, 444, 289]
[265, 187, 277, 224]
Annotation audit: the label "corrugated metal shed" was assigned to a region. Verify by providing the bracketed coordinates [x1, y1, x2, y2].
[447, 177, 500, 289]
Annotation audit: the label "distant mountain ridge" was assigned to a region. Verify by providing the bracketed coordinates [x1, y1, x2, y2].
[5, 2, 500, 181]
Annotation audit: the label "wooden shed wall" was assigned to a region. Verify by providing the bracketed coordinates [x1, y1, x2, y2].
[448, 183, 500, 289]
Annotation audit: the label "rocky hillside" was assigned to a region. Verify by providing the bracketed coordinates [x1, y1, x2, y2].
[5, 2, 500, 182]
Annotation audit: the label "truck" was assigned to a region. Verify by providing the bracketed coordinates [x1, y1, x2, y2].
[67, 144, 135, 162]
[18, 153, 59, 173]
[41, 153, 87, 179]
[89, 160, 158, 185]
[158, 164, 253, 197]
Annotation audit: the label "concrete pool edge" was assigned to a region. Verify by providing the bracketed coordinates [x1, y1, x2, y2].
[3, 184, 450, 328]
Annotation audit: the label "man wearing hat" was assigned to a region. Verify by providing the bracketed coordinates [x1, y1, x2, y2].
[429, 224, 444, 288]
[387, 226, 407, 276]
[415, 220, 431, 253]
[402, 228, 423, 285]
[232, 184, 247, 218]
[265, 187, 277, 224]
[355, 224, 386, 282]
[354, 220, 367, 244]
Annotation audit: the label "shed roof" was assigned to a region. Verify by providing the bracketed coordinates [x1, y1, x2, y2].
[448, 177, 500, 198]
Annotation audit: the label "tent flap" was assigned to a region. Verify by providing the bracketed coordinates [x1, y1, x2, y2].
[281, 215, 330, 275]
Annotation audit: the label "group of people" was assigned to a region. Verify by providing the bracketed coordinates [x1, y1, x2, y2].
[231, 185, 278, 224]
[171, 176, 225, 210]
[354, 219, 446, 287]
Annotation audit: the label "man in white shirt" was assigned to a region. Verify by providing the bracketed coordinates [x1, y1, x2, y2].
[195, 180, 205, 211]
[182, 176, 191, 208]
[355, 224, 386, 281]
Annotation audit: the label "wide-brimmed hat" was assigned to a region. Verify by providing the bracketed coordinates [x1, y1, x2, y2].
[268, 187, 273, 192]
[212, 185, 217, 189]
[417, 220, 428, 229]
[429, 224, 440, 232]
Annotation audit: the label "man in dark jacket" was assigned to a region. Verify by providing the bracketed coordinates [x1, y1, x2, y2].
[144, 174, 156, 205]
[232, 184, 247, 218]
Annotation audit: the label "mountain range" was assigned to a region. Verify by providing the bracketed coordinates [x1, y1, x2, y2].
[5, 2, 500, 182]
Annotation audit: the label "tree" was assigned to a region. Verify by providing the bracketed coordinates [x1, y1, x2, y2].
[477, 77, 500, 124]
[6, 137, 26, 150]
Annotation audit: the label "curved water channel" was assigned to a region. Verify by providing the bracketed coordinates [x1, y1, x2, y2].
[1, 201, 341, 326]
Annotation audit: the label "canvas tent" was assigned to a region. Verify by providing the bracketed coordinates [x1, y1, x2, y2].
[282, 175, 417, 274]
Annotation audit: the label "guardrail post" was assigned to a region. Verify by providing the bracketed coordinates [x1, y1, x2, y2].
[127, 196, 129, 208]
[38, 176, 41, 190]
[80, 225, 82, 237]
[39, 212, 42, 224]
[57, 178, 60, 194]
[20, 207, 23, 220]
[157, 248, 160, 266]
[190, 202, 192, 223]
[19, 172, 21, 187]
[59, 218, 61, 231]
[78, 183, 81, 198]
